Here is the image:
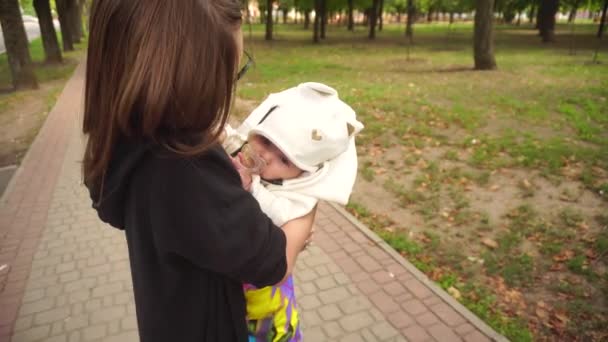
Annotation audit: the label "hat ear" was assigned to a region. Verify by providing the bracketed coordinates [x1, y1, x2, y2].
[346, 120, 363, 137]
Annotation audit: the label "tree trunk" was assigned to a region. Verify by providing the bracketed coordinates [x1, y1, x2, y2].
[320, 0, 327, 39]
[397, 13, 401, 23]
[538, 0, 559, 42]
[56, 0, 74, 51]
[474, 0, 497, 70]
[529, 2, 536, 24]
[282, 9, 287, 24]
[369, 0, 379, 39]
[568, 0, 581, 23]
[427, 9, 433, 22]
[406, 0, 414, 41]
[70, 0, 82, 43]
[378, 0, 384, 31]
[313, 0, 321, 42]
[304, 10, 311, 29]
[33, 0, 62, 63]
[598, 0, 608, 38]
[449, 12, 454, 24]
[348, 0, 354, 31]
[265, 0, 273, 40]
[0, 0, 38, 89]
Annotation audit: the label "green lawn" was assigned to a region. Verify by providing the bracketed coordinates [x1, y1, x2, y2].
[237, 21, 607, 342]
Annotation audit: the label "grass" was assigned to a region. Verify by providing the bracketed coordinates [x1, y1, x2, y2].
[0, 35, 85, 166]
[238, 21, 607, 342]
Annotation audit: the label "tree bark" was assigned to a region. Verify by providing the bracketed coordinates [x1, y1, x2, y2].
[70, 0, 83, 43]
[304, 10, 310, 29]
[538, 0, 559, 42]
[474, 0, 497, 70]
[406, 0, 414, 41]
[369, 0, 379, 39]
[529, 2, 536, 24]
[378, 0, 384, 31]
[33, 0, 62, 63]
[313, 0, 321, 42]
[347, 0, 354, 31]
[265, 0, 273, 40]
[0, 0, 38, 90]
[598, 0, 608, 38]
[56, 0, 74, 51]
[320, 0, 327, 39]
[282, 9, 287, 24]
[568, 0, 581, 23]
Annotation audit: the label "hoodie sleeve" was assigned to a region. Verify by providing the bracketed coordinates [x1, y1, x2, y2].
[148, 146, 287, 288]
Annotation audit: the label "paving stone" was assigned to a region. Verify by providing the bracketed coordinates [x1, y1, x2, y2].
[298, 295, 322, 310]
[33, 307, 70, 325]
[338, 297, 371, 314]
[415, 311, 440, 327]
[13, 315, 33, 332]
[402, 298, 428, 316]
[318, 304, 342, 320]
[369, 291, 401, 313]
[323, 321, 345, 338]
[339, 311, 375, 333]
[19, 297, 55, 316]
[11, 324, 51, 342]
[370, 321, 399, 340]
[464, 330, 492, 342]
[387, 311, 415, 329]
[302, 326, 326, 340]
[318, 286, 351, 305]
[51, 320, 64, 336]
[120, 316, 138, 331]
[401, 325, 432, 341]
[65, 314, 89, 331]
[428, 323, 463, 341]
[340, 332, 366, 342]
[430, 302, 466, 327]
[103, 331, 139, 342]
[83, 324, 107, 341]
[90, 306, 126, 324]
[45, 334, 68, 342]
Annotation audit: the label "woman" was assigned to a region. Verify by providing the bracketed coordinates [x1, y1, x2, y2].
[82, 1, 314, 341]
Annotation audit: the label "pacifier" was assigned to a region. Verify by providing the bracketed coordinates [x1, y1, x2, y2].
[239, 144, 267, 174]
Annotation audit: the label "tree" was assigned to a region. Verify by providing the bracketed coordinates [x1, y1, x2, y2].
[369, 0, 380, 38]
[473, 0, 497, 70]
[538, 0, 559, 42]
[70, 0, 83, 43]
[33, 0, 62, 63]
[313, 0, 321, 42]
[348, 0, 355, 30]
[406, 0, 415, 40]
[56, 0, 74, 50]
[0, 0, 38, 89]
[378, 0, 384, 30]
[598, 0, 607, 38]
[265, 0, 273, 40]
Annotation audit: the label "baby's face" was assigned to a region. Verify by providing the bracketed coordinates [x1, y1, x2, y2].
[248, 135, 303, 181]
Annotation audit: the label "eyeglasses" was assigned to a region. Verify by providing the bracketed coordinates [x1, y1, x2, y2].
[236, 50, 254, 81]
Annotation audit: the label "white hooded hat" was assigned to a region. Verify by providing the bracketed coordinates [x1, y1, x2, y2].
[236, 82, 364, 205]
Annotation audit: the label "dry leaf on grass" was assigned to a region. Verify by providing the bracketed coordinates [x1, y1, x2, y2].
[482, 238, 498, 249]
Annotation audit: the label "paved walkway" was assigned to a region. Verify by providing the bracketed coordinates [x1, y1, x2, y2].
[0, 63, 507, 342]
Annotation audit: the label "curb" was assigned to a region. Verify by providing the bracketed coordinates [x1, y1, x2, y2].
[328, 202, 510, 342]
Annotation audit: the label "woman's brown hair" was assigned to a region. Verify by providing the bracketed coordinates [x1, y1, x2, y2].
[83, 0, 242, 187]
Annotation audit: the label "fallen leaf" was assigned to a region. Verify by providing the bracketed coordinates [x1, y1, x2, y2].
[490, 185, 500, 191]
[553, 250, 574, 262]
[482, 238, 498, 249]
[522, 179, 532, 188]
[447, 286, 461, 300]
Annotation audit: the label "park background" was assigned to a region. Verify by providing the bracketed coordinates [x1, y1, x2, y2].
[1, 0, 607, 341]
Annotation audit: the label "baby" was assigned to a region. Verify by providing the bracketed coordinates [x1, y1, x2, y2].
[224, 82, 363, 341]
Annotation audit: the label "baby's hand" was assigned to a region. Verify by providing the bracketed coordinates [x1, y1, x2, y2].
[231, 156, 253, 191]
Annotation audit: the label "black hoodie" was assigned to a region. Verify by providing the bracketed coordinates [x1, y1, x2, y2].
[88, 138, 287, 342]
